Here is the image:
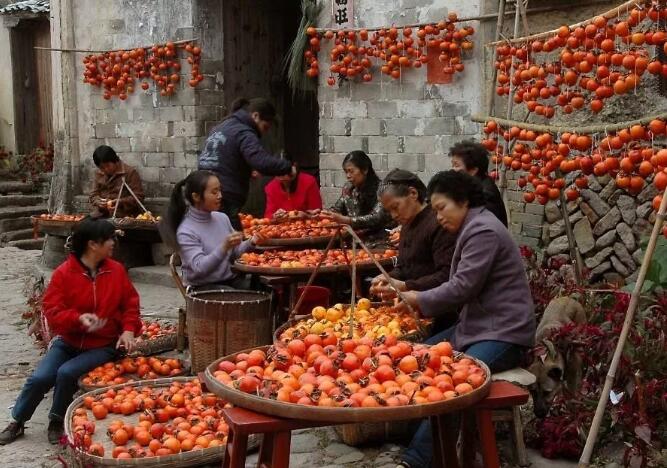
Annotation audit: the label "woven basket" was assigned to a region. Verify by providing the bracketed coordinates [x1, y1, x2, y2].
[334, 420, 414, 447]
[64, 376, 258, 467]
[185, 290, 272, 373]
[130, 334, 178, 357]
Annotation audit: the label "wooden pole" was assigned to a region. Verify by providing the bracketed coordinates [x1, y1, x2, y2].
[485, 0, 507, 116]
[557, 182, 584, 284]
[349, 240, 357, 339]
[34, 38, 198, 54]
[470, 111, 667, 134]
[578, 185, 667, 467]
[487, 0, 641, 45]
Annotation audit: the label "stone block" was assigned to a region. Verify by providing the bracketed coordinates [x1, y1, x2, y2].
[421, 118, 458, 136]
[595, 230, 617, 249]
[143, 153, 171, 167]
[589, 260, 611, 277]
[320, 119, 350, 136]
[332, 136, 365, 153]
[118, 122, 169, 138]
[186, 136, 206, 152]
[546, 235, 570, 255]
[616, 223, 636, 251]
[585, 246, 613, 269]
[195, 89, 223, 106]
[319, 102, 333, 119]
[593, 206, 621, 236]
[119, 152, 142, 168]
[632, 218, 652, 238]
[94, 123, 117, 139]
[159, 106, 185, 122]
[579, 201, 600, 224]
[403, 136, 436, 154]
[369, 136, 400, 154]
[544, 201, 562, 223]
[398, 101, 436, 118]
[434, 101, 470, 117]
[522, 223, 542, 238]
[581, 189, 610, 217]
[524, 203, 545, 215]
[549, 220, 565, 238]
[319, 135, 333, 153]
[173, 121, 204, 137]
[387, 154, 424, 172]
[514, 235, 539, 248]
[332, 101, 367, 118]
[160, 167, 188, 184]
[509, 222, 522, 236]
[350, 83, 383, 101]
[385, 119, 419, 136]
[424, 153, 449, 173]
[351, 119, 383, 136]
[599, 180, 617, 200]
[131, 108, 157, 122]
[104, 138, 131, 152]
[614, 242, 636, 271]
[632, 248, 643, 265]
[195, 105, 221, 122]
[173, 153, 198, 169]
[160, 137, 186, 153]
[130, 137, 161, 152]
[513, 212, 544, 227]
[367, 101, 399, 118]
[320, 153, 346, 170]
[637, 182, 658, 203]
[138, 166, 160, 183]
[573, 218, 595, 254]
[610, 256, 630, 276]
[636, 201, 653, 219]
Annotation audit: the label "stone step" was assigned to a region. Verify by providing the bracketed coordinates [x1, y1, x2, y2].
[7, 238, 44, 250]
[128, 265, 176, 289]
[0, 181, 35, 195]
[0, 205, 47, 221]
[0, 228, 36, 243]
[0, 217, 33, 233]
[0, 194, 47, 208]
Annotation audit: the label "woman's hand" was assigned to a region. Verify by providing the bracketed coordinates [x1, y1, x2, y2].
[79, 313, 107, 332]
[370, 279, 406, 301]
[116, 331, 135, 353]
[395, 291, 420, 315]
[319, 210, 351, 225]
[251, 232, 266, 246]
[222, 232, 244, 253]
[305, 209, 321, 218]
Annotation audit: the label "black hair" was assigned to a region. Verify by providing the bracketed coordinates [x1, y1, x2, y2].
[342, 151, 380, 214]
[92, 145, 120, 167]
[427, 170, 486, 207]
[230, 97, 277, 123]
[449, 140, 490, 178]
[378, 168, 427, 203]
[161, 170, 219, 251]
[69, 216, 116, 258]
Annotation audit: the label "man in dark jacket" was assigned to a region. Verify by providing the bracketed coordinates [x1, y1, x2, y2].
[449, 140, 508, 227]
[198, 98, 294, 229]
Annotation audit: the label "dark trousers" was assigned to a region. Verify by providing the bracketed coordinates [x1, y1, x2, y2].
[401, 326, 527, 468]
[11, 338, 118, 423]
[221, 199, 244, 231]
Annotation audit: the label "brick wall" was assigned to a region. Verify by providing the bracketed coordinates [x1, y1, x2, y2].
[316, 0, 485, 206]
[64, 0, 224, 200]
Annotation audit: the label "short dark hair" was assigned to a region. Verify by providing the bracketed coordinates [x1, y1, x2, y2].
[231, 97, 277, 123]
[378, 168, 427, 203]
[92, 145, 120, 167]
[450, 140, 490, 178]
[70, 216, 116, 258]
[342, 150, 379, 185]
[427, 170, 485, 207]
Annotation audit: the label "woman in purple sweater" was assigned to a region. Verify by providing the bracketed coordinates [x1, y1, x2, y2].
[163, 170, 262, 291]
[396, 170, 535, 468]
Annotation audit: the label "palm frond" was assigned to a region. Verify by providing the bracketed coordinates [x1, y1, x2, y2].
[284, 0, 323, 98]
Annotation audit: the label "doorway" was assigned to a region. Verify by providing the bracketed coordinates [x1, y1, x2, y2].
[222, 0, 320, 217]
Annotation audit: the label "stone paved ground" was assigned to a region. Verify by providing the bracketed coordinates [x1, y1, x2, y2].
[0, 246, 576, 467]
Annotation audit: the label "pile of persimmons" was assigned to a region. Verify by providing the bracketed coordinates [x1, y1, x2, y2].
[72, 379, 228, 459]
[240, 215, 340, 240]
[80, 357, 184, 388]
[237, 248, 397, 269]
[213, 334, 486, 408]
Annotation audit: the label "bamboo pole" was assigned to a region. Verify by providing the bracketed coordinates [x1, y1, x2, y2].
[557, 181, 584, 284]
[471, 111, 667, 133]
[485, 0, 508, 116]
[578, 184, 667, 467]
[487, 0, 640, 46]
[349, 240, 357, 339]
[34, 38, 198, 54]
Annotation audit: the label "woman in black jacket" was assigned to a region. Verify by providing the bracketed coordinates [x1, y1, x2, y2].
[450, 140, 508, 227]
[198, 98, 295, 229]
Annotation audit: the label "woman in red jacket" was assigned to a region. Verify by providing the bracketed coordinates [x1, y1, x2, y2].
[264, 165, 322, 219]
[0, 217, 141, 445]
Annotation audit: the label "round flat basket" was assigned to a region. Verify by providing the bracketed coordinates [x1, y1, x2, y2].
[234, 255, 396, 276]
[65, 376, 259, 467]
[31, 216, 81, 235]
[111, 218, 158, 230]
[260, 235, 337, 247]
[204, 346, 491, 424]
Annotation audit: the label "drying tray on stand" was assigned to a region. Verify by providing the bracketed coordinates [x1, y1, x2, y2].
[233, 251, 397, 276]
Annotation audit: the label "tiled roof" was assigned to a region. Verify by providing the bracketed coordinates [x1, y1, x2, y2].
[0, 0, 50, 15]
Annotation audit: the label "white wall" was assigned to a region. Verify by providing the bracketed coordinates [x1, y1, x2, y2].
[0, 24, 15, 152]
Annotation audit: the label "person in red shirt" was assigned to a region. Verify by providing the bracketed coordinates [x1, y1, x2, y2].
[0, 217, 141, 446]
[264, 165, 322, 219]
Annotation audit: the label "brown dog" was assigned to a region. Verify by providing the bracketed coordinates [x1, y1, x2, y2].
[529, 297, 587, 417]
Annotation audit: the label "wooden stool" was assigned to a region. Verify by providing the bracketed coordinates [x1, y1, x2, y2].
[469, 380, 530, 468]
[168, 253, 188, 352]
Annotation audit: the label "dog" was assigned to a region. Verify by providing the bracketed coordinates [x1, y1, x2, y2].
[528, 296, 587, 418]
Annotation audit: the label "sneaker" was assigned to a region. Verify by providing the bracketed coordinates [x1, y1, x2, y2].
[0, 421, 25, 445]
[47, 420, 64, 445]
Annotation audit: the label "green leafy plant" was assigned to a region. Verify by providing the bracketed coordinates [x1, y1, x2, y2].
[624, 237, 667, 294]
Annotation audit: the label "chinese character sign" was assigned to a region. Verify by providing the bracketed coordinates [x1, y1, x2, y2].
[332, 0, 353, 28]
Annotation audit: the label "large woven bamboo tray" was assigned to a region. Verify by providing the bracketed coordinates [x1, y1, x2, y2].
[233, 253, 396, 276]
[260, 234, 338, 247]
[65, 376, 258, 467]
[203, 346, 491, 424]
[111, 218, 159, 230]
[31, 215, 82, 236]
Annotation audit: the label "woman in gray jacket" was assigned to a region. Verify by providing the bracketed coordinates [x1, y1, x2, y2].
[396, 170, 535, 468]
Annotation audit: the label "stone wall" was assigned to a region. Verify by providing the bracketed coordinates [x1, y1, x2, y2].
[316, 0, 486, 207]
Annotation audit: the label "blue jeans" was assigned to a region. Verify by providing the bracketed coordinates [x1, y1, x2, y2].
[402, 327, 527, 468]
[11, 338, 118, 423]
